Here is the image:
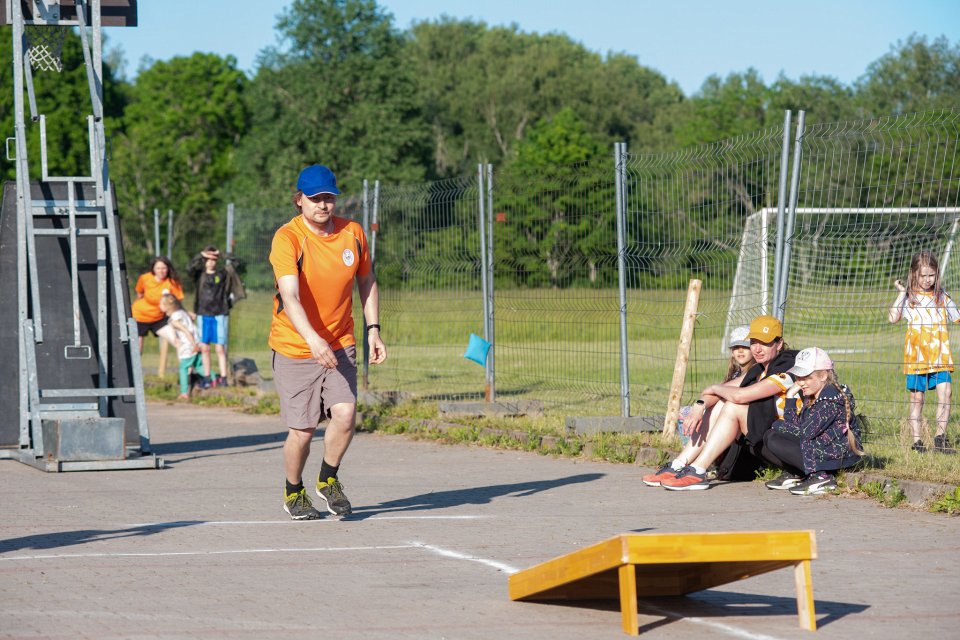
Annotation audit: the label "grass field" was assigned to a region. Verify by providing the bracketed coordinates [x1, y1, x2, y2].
[141, 287, 960, 454]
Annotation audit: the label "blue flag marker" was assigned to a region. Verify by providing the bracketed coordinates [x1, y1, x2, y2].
[464, 333, 492, 366]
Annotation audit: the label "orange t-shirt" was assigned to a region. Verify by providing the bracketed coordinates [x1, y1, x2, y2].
[132, 273, 184, 323]
[269, 215, 372, 358]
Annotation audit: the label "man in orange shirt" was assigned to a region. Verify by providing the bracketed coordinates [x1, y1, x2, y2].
[270, 164, 387, 520]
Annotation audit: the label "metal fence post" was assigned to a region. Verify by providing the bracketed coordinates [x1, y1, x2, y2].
[486, 163, 496, 402]
[225, 203, 235, 255]
[153, 208, 160, 257]
[478, 164, 492, 401]
[772, 110, 792, 314]
[371, 180, 379, 263]
[777, 110, 805, 320]
[614, 142, 631, 418]
[361, 179, 370, 389]
[166, 209, 173, 259]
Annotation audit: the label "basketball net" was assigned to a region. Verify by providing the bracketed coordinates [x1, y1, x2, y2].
[25, 25, 68, 73]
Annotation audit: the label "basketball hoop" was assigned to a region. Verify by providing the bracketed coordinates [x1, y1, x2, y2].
[25, 25, 68, 72]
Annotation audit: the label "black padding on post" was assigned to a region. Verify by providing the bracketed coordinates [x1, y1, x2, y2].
[0, 181, 139, 446]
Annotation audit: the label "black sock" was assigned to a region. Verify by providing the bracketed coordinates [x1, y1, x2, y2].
[285, 480, 303, 496]
[319, 460, 339, 484]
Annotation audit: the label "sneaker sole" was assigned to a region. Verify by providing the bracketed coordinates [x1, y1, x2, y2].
[642, 478, 669, 487]
[316, 488, 352, 517]
[790, 484, 837, 496]
[283, 504, 321, 520]
[766, 480, 802, 490]
[662, 482, 710, 491]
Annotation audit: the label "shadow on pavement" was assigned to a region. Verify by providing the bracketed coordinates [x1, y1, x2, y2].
[0, 520, 205, 553]
[347, 473, 605, 520]
[153, 432, 287, 459]
[540, 590, 868, 632]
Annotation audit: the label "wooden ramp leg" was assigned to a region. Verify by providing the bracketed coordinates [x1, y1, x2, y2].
[794, 560, 817, 631]
[618, 564, 639, 635]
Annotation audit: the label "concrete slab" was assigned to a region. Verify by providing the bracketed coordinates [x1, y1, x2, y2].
[438, 399, 544, 418]
[1, 401, 958, 639]
[566, 415, 663, 436]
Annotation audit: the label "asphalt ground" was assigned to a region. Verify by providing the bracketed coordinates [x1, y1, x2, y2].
[1, 402, 958, 640]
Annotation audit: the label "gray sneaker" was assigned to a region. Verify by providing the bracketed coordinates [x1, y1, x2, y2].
[789, 472, 838, 496]
[765, 471, 802, 490]
[283, 488, 322, 520]
[316, 477, 352, 516]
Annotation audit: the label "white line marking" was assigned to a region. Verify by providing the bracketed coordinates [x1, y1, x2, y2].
[0, 545, 416, 562]
[370, 515, 487, 520]
[409, 541, 520, 574]
[641, 602, 787, 640]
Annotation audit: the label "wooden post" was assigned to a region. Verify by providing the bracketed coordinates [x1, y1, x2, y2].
[662, 279, 702, 437]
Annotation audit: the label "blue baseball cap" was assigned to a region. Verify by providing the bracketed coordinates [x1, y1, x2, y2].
[296, 164, 341, 197]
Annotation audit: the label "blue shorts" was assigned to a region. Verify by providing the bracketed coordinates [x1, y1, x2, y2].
[906, 371, 951, 392]
[198, 315, 228, 345]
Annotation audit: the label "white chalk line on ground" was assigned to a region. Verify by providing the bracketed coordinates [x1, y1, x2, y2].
[0, 544, 417, 561]
[640, 602, 787, 640]
[0, 533, 792, 640]
[409, 541, 520, 574]
[407, 543, 783, 640]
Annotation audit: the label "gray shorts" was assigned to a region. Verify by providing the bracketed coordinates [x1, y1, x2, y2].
[272, 346, 357, 430]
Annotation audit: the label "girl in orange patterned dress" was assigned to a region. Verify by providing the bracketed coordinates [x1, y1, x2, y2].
[889, 251, 960, 453]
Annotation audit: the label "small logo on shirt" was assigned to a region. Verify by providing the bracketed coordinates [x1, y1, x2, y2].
[342, 249, 355, 266]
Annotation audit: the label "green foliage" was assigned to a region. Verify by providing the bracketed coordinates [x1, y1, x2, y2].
[855, 35, 960, 115]
[494, 111, 616, 289]
[0, 27, 126, 182]
[677, 69, 768, 145]
[406, 18, 682, 176]
[112, 52, 248, 274]
[229, 0, 429, 206]
[859, 479, 907, 508]
[929, 486, 960, 515]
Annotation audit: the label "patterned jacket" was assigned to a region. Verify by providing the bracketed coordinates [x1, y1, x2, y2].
[773, 384, 862, 474]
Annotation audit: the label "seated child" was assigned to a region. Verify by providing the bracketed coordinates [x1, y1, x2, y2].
[158, 293, 202, 400]
[762, 347, 864, 495]
[643, 325, 756, 486]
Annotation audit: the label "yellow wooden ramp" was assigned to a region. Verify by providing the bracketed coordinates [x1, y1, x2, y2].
[508, 530, 817, 635]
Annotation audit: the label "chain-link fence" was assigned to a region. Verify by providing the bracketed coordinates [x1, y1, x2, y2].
[624, 125, 789, 422]
[782, 110, 960, 447]
[119, 109, 960, 447]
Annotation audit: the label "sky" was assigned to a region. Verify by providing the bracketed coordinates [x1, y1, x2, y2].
[106, 0, 960, 96]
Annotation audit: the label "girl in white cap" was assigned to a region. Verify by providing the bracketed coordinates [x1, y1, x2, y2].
[762, 347, 864, 495]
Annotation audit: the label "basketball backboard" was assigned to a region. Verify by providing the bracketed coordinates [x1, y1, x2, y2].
[1, 0, 137, 27]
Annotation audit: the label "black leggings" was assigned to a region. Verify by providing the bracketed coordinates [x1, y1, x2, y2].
[761, 430, 805, 476]
[763, 429, 858, 476]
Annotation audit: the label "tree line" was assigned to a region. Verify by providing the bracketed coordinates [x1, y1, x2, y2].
[0, 0, 958, 279]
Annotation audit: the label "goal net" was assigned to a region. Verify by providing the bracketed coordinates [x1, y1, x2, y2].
[727, 206, 960, 439]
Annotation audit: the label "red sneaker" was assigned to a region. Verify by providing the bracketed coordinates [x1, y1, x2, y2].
[642, 464, 680, 487]
[661, 466, 711, 491]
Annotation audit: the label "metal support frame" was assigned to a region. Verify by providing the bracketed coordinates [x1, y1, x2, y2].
[771, 110, 792, 314]
[776, 110, 806, 321]
[5, 0, 159, 471]
[614, 142, 631, 418]
[485, 163, 495, 402]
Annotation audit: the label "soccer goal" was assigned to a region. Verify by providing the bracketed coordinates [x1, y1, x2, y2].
[724, 206, 960, 354]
